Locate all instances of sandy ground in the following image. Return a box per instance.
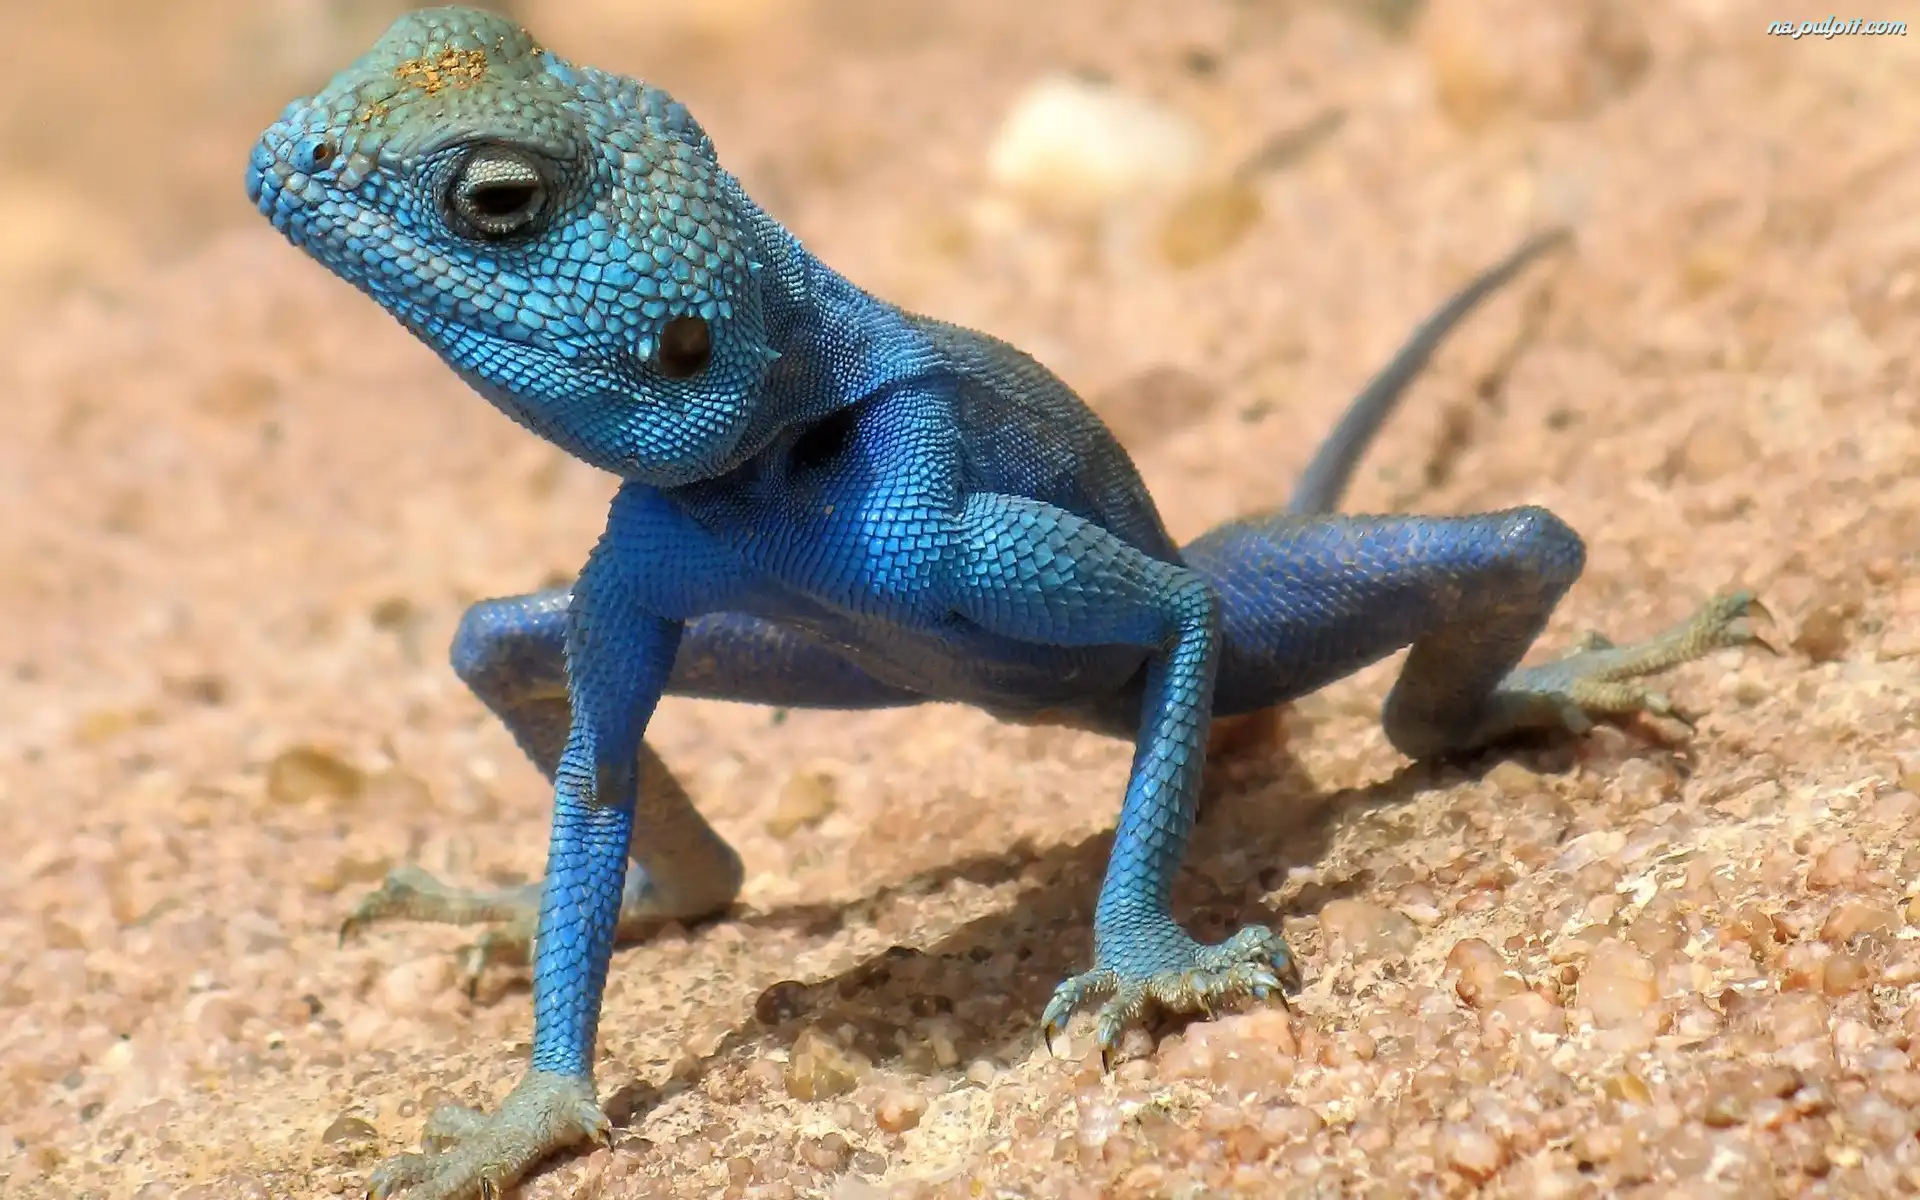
[3,1,1918,1196]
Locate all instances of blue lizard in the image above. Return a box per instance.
[247,10,1761,1197]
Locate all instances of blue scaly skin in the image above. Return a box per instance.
[247,10,1763,1196]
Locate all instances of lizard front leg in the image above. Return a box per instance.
[945,494,1298,1053]
[369,491,688,1200]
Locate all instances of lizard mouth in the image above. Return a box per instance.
[244,141,277,217]
[245,135,309,240]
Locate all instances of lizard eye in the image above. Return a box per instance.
[447,149,548,240]
[656,315,712,379]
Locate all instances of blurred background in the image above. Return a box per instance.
[0,0,1734,341]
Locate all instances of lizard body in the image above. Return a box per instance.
[247,10,1761,1196]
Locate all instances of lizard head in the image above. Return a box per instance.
[246,6,774,486]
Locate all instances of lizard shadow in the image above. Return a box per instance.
[595,718,1608,1123]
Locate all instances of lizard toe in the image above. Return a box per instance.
[1041,968,1119,1044]
[1046,921,1297,1057]
[367,1071,607,1200]
[1487,590,1768,741]
[458,923,537,999]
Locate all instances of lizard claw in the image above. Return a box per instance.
[368,1070,606,1200]
[1041,923,1297,1062]
[1740,597,1785,657]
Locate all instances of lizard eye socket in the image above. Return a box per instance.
[447,149,548,240]
[656,315,712,379]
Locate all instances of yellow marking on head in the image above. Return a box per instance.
[355,101,390,126]
[394,46,490,96]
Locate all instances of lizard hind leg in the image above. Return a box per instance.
[339,844,680,998]
[339,589,749,992]
[1184,508,1763,753]
[339,743,735,995]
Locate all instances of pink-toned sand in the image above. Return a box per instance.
[3,1,1917,1196]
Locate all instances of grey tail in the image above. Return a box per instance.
[1285,226,1573,517]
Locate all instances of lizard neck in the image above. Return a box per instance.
[728,177,944,442]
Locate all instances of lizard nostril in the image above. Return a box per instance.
[304,136,338,172]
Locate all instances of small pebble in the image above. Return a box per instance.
[1702,1089,1746,1128]
[1820,900,1895,944]
[1892,751,1920,793]
[320,1114,378,1147]
[1578,940,1657,1029]
[875,1090,928,1133]
[1794,600,1860,663]
[1394,882,1444,924]
[377,955,456,1017]
[184,992,252,1042]
[1319,899,1419,958]
[985,75,1205,212]
[1438,1121,1507,1181]
[177,1178,269,1200]
[754,979,811,1025]
[265,745,364,805]
[784,1028,865,1100]
[1765,993,1832,1047]
[1869,788,1920,827]
[1807,839,1864,890]
[799,1132,852,1172]
[1448,938,1527,1009]
[767,767,838,837]
[361,767,433,813]
[1663,419,1762,484]
[1091,366,1217,449]
[1484,992,1567,1039]
[1823,949,1874,995]
[1484,759,1544,798]
[1418,0,1651,126]
[1157,181,1263,269]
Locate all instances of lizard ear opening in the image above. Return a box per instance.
[655,315,712,379]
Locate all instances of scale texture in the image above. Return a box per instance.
[246,9,1761,1196]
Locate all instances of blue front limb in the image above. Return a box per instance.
[947,494,1236,976]
[1097,590,1215,948]
[529,493,689,1080]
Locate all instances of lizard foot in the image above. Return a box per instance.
[1485,590,1768,738]
[1041,922,1299,1056]
[341,855,739,997]
[340,866,537,996]
[368,1070,608,1200]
